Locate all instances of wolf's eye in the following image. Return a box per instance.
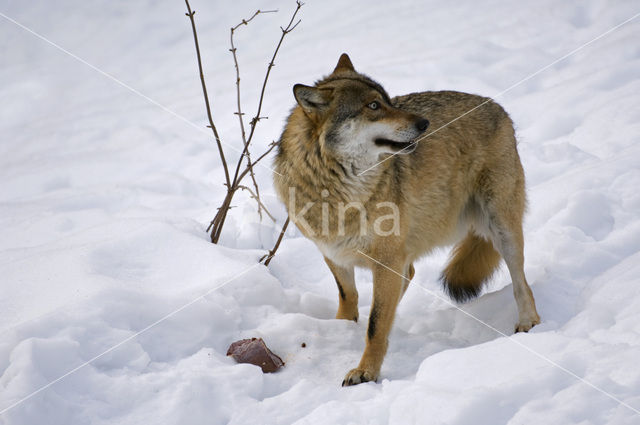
[367,101,380,110]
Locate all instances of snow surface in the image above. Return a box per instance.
[1,0,640,424]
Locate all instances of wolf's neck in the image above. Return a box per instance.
[332,153,388,202]
[299,138,386,203]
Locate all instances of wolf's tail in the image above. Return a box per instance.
[441,233,501,302]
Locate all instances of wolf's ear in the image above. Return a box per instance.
[293,84,333,116]
[333,53,355,73]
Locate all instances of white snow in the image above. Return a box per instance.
[1,0,640,424]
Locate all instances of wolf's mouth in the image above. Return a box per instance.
[374,138,415,151]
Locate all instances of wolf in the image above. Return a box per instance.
[273,53,540,386]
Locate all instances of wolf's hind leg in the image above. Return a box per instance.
[325,257,359,322]
[489,217,540,332]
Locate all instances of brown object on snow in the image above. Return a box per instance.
[226,338,284,373]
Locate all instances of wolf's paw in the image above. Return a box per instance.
[341,368,377,386]
[515,314,541,333]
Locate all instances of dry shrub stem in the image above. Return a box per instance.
[184,0,303,259]
[184,0,230,189]
[261,217,290,266]
[229,9,277,221]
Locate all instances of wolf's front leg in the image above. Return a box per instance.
[325,257,359,322]
[342,259,404,386]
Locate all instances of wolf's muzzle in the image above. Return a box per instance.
[374,138,415,151]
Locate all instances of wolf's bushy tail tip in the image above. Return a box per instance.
[440,233,501,303]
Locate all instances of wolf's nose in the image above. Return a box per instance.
[416,119,430,131]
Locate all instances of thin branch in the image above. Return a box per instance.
[238,185,276,222]
[231,9,277,32]
[208,193,234,242]
[228,9,276,220]
[231,0,304,189]
[236,141,278,183]
[247,161,264,219]
[246,1,303,147]
[229,9,277,148]
[261,217,290,266]
[184,0,231,188]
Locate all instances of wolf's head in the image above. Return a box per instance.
[292,54,429,167]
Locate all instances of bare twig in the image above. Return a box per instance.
[237,141,278,183]
[247,160,266,220]
[231,0,304,187]
[261,217,290,266]
[246,1,303,147]
[238,185,276,222]
[206,194,233,235]
[231,9,277,32]
[229,9,276,221]
[230,8,277,148]
[184,0,230,189]
[185,1,301,258]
